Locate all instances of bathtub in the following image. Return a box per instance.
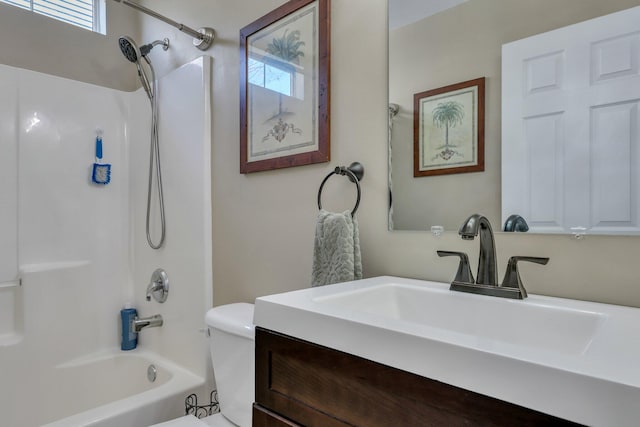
[8,349,204,427]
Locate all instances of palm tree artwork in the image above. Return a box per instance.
[431,100,465,161]
[262,29,305,143]
[266,29,305,62]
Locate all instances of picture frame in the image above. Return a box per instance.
[240,0,330,174]
[413,77,485,177]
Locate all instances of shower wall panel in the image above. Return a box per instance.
[0,58,212,391]
[128,56,213,379]
[17,67,131,349]
[0,63,131,349]
[0,66,18,285]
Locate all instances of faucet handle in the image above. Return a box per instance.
[500,256,549,298]
[146,269,169,303]
[437,251,475,284]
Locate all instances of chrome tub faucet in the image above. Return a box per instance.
[133,314,163,332]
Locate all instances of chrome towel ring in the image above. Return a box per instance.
[317,162,365,216]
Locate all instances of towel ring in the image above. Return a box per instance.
[317,162,364,216]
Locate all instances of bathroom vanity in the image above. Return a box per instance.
[253,328,573,426]
[252,277,640,427]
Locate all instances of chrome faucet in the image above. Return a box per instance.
[503,214,529,232]
[146,280,164,301]
[133,314,163,332]
[458,213,497,286]
[438,213,549,299]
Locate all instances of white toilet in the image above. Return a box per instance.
[152,303,255,427]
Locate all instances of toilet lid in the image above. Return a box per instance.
[205,303,255,339]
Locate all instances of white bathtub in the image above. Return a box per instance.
[8,349,204,427]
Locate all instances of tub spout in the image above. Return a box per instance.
[133,314,163,332]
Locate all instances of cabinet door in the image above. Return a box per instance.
[255,328,578,427]
[253,404,301,427]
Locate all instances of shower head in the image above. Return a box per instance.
[119,36,152,99]
[118,36,168,63]
[118,36,141,63]
[118,35,168,101]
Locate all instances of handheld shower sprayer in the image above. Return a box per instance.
[117,35,169,63]
[118,35,168,249]
[118,36,168,101]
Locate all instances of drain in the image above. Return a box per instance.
[147,364,157,382]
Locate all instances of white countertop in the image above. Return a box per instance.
[254,276,640,426]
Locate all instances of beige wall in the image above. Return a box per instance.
[4,0,638,308]
[136,0,640,309]
[0,1,139,91]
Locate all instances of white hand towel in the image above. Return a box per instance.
[312,209,362,287]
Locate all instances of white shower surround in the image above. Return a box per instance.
[0,57,212,426]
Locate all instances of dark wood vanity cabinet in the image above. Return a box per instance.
[254,327,580,427]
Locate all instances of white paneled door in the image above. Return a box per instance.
[502,6,640,234]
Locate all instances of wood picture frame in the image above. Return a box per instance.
[240,0,330,174]
[413,77,485,177]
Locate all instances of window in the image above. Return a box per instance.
[0,0,105,33]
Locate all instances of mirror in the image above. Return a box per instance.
[388,0,640,234]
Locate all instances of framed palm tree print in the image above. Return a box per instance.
[413,78,485,177]
[240,0,330,173]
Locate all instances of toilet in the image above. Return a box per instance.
[152,303,255,427]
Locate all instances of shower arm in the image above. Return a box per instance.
[110,0,214,50]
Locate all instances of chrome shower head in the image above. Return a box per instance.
[119,36,141,63]
[118,35,168,101]
[119,35,169,64]
[118,35,153,99]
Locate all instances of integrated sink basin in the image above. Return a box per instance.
[313,282,605,356]
[254,276,640,426]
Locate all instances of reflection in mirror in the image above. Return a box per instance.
[388,0,640,234]
[502,6,640,235]
[503,215,529,233]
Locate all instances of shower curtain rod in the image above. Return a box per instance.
[110,0,214,50]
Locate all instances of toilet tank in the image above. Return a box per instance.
[205,303,255,427]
